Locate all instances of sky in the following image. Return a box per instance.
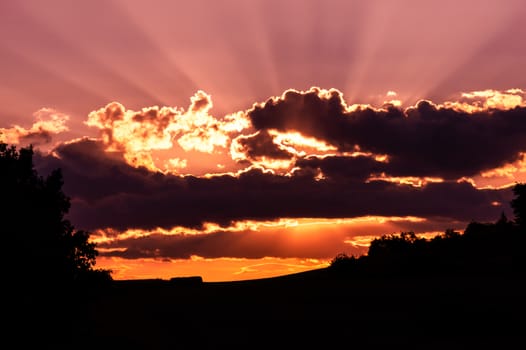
[1,0,526,282]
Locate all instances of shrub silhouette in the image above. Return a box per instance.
[0,142,111,286]
[330,183,525,276]
[329,252,358,271]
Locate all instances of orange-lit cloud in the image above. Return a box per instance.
[92,215,459,264]
[465,152,526,189]
[480,153,526,179]
[86,90,250,173]
[34,96,518,233]
[90,214,468,281]
[367,173,444,187]
[29,87,526,281]
[230,128,340,174]
[443,88,525,112]
[76,87,526,181]
[269,130,338,154]
[248,87,526,181]
[0,108,69,147]
[382,90,403,107]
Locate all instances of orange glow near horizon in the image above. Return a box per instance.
[95,256,330,282]
[90,216,450,281]
[96,227,458,282]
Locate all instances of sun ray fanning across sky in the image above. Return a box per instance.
[1,0,525,281]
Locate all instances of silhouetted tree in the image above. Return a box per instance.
[365,231,431,275]
[329,252,358,271]
[0,143,111,286]
[511,182,526,228]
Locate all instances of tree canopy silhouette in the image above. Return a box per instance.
[1,142,111,286]
[330,183,525,276]
[511,182,526,228]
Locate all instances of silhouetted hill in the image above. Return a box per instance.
[67,264,525,349]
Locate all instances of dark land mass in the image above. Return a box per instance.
[69,217,526,349]
[37,265,523,349]
[7,223,526,349]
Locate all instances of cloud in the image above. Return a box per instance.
[30,88,525,263]
[95,216,451,261]
[0,108,69,146]
[295,155,382,181]
[85,91,250,173]
[34,137,513,232]
[76,87,526,181]
[247,87,526,179]
[444,88,525,112]
[230,130,296,170]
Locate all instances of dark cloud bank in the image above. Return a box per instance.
[249,89,526,179]
[33,89,526,259]
[34,130,517,233]
[35,90,526,258]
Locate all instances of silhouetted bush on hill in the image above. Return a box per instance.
[0,143,112,286]
[330,183,525,277]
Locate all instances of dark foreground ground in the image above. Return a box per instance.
[11,268,526,349]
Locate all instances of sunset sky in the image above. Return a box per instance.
[2,0,526,281]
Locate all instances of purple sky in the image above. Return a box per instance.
[1,0,525,281]
[2,0,525,124]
